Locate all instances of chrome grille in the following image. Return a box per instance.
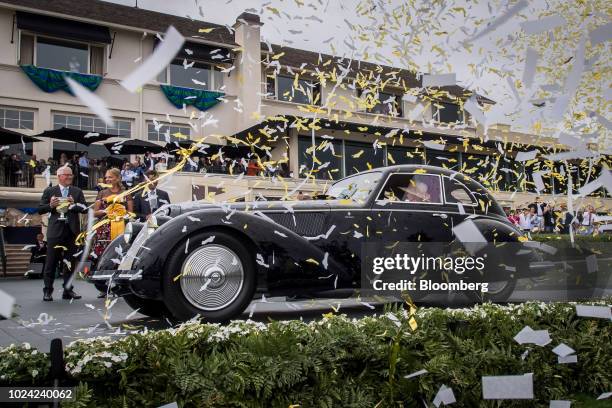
[266,212,327,237]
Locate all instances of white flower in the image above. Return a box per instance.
[31,369,38,377]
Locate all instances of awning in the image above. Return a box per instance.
[16,11,112,44]
[155,39,233,64]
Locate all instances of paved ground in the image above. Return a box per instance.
[0,277,395,351]
[1,274,610,351]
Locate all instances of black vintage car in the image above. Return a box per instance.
[88,165,531,322]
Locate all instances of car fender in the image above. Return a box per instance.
[132,208,345,290]
[470,216,523,242]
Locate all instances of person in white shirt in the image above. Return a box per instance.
[155,158,168,172]
[120,162,137,188]
[529,208,541,233]
[77,152,90,189]
[78,152,89,169]
[580,205,595,235]
[518,208,532,232]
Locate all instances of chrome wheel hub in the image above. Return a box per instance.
[180,244,244,311]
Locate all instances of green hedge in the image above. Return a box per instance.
[530,234,612,243]
[1,302,611,407]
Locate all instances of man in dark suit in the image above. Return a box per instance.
[133,170,170,221]
[38,166,87,301]
[558,203,575,234]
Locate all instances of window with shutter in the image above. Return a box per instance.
[90,46,104,75]
[19,33,34,65]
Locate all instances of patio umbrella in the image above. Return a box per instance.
[164,140,214,156]
[0,127,42,145]
[34,127,115,146]
[105,139,164,155]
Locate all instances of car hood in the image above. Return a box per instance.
[158,198,364,217]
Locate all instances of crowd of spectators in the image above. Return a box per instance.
[506,196,608,236]
[1,149,291,189]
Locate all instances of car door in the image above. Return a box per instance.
[371,172,455,243]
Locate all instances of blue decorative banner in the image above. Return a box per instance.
[160,84,224,111]
[20,65,103,94]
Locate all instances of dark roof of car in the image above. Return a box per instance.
[1,0,494,104]
[356,164,458,178]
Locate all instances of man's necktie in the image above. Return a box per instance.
[61,187,68,198]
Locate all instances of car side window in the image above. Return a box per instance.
[443,176,477,206]
[378,173,443,204]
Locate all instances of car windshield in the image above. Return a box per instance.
[325,172,382,201]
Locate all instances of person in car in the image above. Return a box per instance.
[399,180,431,202]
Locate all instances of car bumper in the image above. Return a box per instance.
[88,269,142,283]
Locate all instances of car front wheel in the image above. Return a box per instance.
[162,231,256,323]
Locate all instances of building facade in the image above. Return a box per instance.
[0,0,609,213]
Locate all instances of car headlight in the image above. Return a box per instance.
[147,215,158,234]
[123,222,133,244]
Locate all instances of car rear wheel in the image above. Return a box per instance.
[162,231,256,323]
[470,278,517,303]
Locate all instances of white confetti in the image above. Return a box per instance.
[558,355,577,364]
[452,219,487,255]
[274,230,287,238]
[202,236,215,245]
[597,392,612,400]
[404,369,428,379]
[515,150,538,162]
[65,77,114,126]
[423,141,446,150]
[125,308,141,320]
[585,254,598,273]
[0,289,15,319]
[532,171,546,193]
[122,26,185,92]
[482,373,534,399]
[360,301,375,309]
[513,326,552,346]
[520,15,565,35]
[575,305,611,319]
[467,0,528,42]
[552,343,575,358]
[589,22,612,46]
[464,95,486,125]
[422,73,456,87]
[157,402,179,408]
[433,384,456,407]
[522,48,538,89]
[549,401,571,408]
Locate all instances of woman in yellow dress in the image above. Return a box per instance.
[92,168,134,260]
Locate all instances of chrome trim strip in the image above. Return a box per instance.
[90,274,114,280]
[117,273,142,280]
